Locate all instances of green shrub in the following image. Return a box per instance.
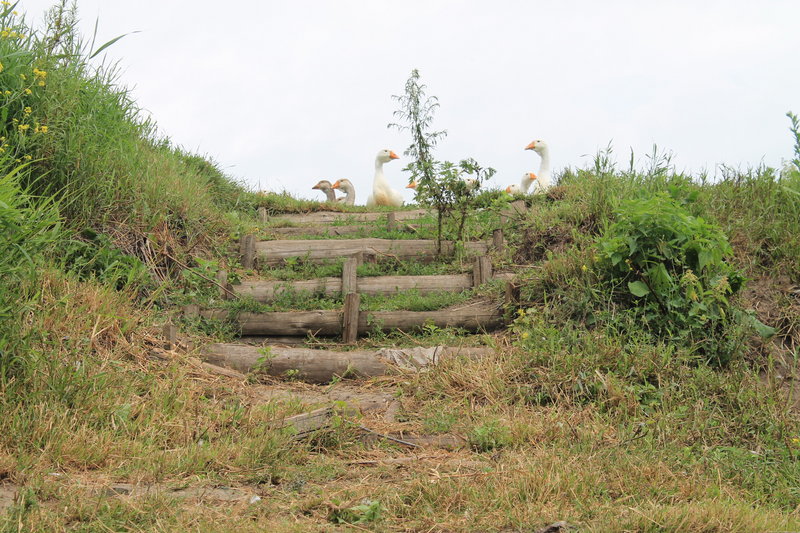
[595,192,746,364]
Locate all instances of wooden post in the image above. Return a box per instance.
[217,270,230,300]
[353,251,376,266]
[511,199,527,216]
[492,229,504,252]
[163,322,178,350]
[257,206,268,224]
[505,281,521,307]
[183,304,200,318]
[241,234,256,269]
[342,293,361,344]
[342,257,358,295]
[473,256,492,287]
[387,212,397,231]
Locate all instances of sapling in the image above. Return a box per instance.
[389,69,494,253]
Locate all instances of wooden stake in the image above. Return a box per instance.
[216,270,230,300]
[241,234,256,269]
[505,281,521,307]
[183,304,200,318]
[473,256,492,287]
[257,206,268,223]
[342,257,358,295]
[492,229,504,252]
[387,212,397,231]
[342,293,361,343]
[163,322,178,350]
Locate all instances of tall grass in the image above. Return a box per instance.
[0,160,60,381]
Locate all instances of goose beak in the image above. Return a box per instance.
[525,141,537,150]
[389,151,400,160]
[528,172,537,180]
[332,180,341,189]
[312,183,320,190]
[505,186,512,193]
[406,181,417,189]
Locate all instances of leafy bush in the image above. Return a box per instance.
[595,192,746,363]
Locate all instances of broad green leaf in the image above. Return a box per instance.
[628,281,650,297]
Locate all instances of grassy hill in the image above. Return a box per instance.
[2,3,800,531]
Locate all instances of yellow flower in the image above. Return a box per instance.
[23,88,31,95]
[0,61,3,73]
[3,90,10,96]
[521,331,530,340]
[0,31,7,39]
[19,73,26,80]
[23,106,31,114]
[0,147,4,153]
[23,154,31,160]
[38,80,45,86]
[1,2,9,6]
[581,264,588,272]
[39,125,48,133]
[18,124,29,132]
[33,68,47,78]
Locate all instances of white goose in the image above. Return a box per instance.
[367,149,403,207]
[505,172,536,194]
[331,179,356,206]
[311,180,337,202]
[524,139,552,192]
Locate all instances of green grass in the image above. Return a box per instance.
[253,255,473,282]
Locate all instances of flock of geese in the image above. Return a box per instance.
[312,140,552,207]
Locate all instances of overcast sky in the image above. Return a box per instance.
[19,0,800,204]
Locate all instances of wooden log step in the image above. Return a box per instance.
[266,223,424,237]
[254,238,490,265]
[267,209,428,225]
[202,343,495,383]
[234,272,515,302]
[198,300,504,336]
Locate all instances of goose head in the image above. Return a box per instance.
[376,149,400,164]
[525,140,548,154]
[463,177,478,191]
[505,184,521,194]
[332,179,354,193]
[312,180,333,191]
[522,172,537,183]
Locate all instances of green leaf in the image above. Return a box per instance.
[733,309,777,338]
[89,31,140,59]
[628,281,651,297]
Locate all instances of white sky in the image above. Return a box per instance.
[18,0,800,204]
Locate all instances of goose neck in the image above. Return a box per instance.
[538,147,551,177]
